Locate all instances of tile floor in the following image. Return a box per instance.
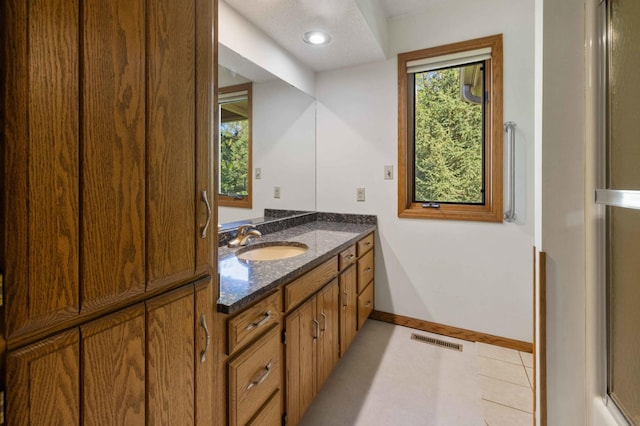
[300,320,533,426]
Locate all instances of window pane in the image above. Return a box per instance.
[412,63,484,204]
[219,99,249,197]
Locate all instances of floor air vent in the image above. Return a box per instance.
[410,333,463,352]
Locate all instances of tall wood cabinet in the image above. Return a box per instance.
[0,0,217,423]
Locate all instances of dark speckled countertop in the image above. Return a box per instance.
[218,219,376,314]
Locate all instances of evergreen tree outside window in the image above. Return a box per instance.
[398,35,503,222]
[219,83,252,208]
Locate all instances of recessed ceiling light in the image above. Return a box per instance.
[303,31,332,45]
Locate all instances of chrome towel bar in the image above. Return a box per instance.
[504,121,517,222]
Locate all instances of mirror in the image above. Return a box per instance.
[217,47,317,228]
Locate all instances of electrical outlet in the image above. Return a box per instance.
[255,168,261,179]
[384,165,394,180]
[356,187,365,202]
[274,186,281,198]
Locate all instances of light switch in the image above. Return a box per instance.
[255,168,262,179]
[384,165,393,180]
[274,186,281,198]
[356,187,365,202]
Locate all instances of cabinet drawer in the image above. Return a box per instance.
[247,389,281,426]
[228,291,281,354]
[357,233,374,256]
[357,281,374,330]
[284,257,338,312]
[228,326,281,426]
[338,245,356,270]
[357,250,374,293]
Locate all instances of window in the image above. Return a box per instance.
[219,83,252,208]
[398,35,503,222]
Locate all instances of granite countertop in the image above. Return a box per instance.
[217,220,376,314]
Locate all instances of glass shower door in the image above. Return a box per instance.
[596,1,640,424]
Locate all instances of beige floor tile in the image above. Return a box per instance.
[478,356,530,387]
[479,376,533,413]
[525,367,534,389]
[483,400,533,426]
[519,351,533,368]
[476,342,522,365]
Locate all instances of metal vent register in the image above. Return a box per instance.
[410,333,463,352]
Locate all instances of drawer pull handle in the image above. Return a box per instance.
[200,190,212,239]
[199,314,210,364]
[346,254,355,261]
[320,311,327,332]
[343,290,348,308]
[365,241,371,246]
[365,301,372,308]
[364,267,372,273]
[313,319,320,339]
[247,361,272,390]
[246,311,272,331]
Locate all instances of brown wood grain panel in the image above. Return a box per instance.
[195,0,216,278]
[147,284,196,425]
[357,250,374,294]
[81,304,145,426]
[247,389,282,426]
[357,281,374,330]
[146,0,197,288]
[228,290,281,355]
[534,248,547,425]
[338,245,356,270]
[81,0,146,314]
[317,279,339,391]
[339,265,357,357]
[370,310,533,353]
[284,257,338,312]
[195,278,215,426]
[228,326,281,426]
[4,0,81,339]
[356,233,374,256]
[7,330,80,425]
[285,297,316,426]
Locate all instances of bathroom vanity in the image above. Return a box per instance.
[214,214,376,425]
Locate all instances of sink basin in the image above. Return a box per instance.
[236,242,308,261]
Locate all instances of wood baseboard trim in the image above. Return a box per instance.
[370,310,533,353]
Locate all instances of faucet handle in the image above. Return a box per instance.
[237,224,256,235]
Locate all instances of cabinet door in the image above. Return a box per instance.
[81,305,146,426]
[7,330,80,425]
[146,0,214,290]
[147,285,196,425]
[3,0,81,339]
[339,265,358,357]
[285,297,317,426]
[80,0,146,313]
[195,278,216,425]
[317,278,339,390]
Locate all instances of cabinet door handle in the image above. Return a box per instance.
[365,301,372,308]
[199,314,210,364]
[365,241,371,247]
[364,267,372,273]
[200,190,212,239]
[246,311,271,331]
[313,319,320,339]
[320,311,327,332]
[247,361,272,390]
[343,290,348,308]
[346,254,355,261]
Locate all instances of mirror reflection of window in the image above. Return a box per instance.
[219,83,252,208]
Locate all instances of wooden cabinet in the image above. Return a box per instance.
[285,278,339,425]
[215,290,284,426]
[6,279,214,425]
[339,265,358,357]
[356,233,375,331]
[2,0,215,342]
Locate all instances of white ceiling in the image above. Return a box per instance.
[221,0,444,73]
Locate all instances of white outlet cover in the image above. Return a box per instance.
[255,168,261,179]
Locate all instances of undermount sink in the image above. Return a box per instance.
[235,242,309,261]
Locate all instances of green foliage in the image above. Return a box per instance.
[414,67,483,204]
[220,120,249,196]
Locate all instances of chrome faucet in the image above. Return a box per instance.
[228,224,262,248]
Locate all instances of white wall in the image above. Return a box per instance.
[536,0,588,423]
[315,0,535,342]
[219,79,316,224]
